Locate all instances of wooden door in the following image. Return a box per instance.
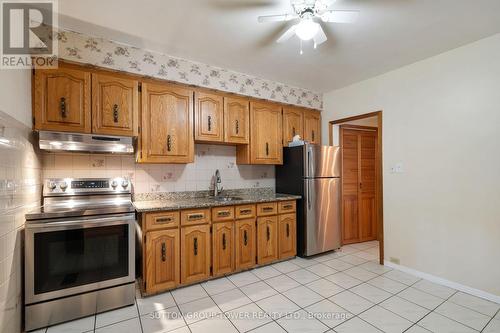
[341,127,378,244]
[278,213,296,259]
[282,107,303,146]
[91,73,139,136]
[212,222,234,276]
[195,91,223,142]
[224,96,249,144]
[145,229,180,293]
[181,224,211,284]
[141,82,194,163]
[257,216,278,264]
[250,101,283,164]
[235,218,256,270]
[34,67,91,133]
[304,110,321,144]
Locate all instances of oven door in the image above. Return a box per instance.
[25,213,135,304]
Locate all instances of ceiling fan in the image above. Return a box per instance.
[258,0,359,52]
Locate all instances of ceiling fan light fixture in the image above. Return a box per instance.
[295,19,320,41]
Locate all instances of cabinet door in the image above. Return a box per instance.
[304,110,321,145]
[195,91,223,142]
[141,82,194,163]
[181,224,211,284]
[34,67,91,133]
[92,73,139,136]
[212,222,234,277]
[145,229,180,294]
[235,219,256,271]
[224,96,249,144]
[359,132,378,241]
[257,216,278,265]
[282,107,303,146]
[250,101,283,164]
[278,214,296,259]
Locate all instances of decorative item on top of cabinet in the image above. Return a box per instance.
[91,73,139,136]
[181,224,211,284]
[139,82,194,163]
[304,109,321,145]
[257,215,278,265]
[194,91,224,143]
[278,213,296,259]
[145,229,180,294]
[224,96,249,144]
[33,66,91,133]
[282,106,304,146]
[212,222,235,276]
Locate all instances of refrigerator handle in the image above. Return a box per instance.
[307,150,312,177]
[307,179,311,210]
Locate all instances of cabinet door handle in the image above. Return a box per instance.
[292,127,296,136]
[222,233,226,250]
[161,242,166,262]
[286,223,290,237]
[235,120,239,134]
[113,104,119,123]
[265,142,269,156]
[208,115,212,131]
[167,135,172,152]
[187,213,204,220]
[312,130,315,142]
[243,230,248,246]
[266,226,270,241]
[193,237,198,256]
[60,97,67,118]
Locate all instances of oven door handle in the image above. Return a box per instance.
[27,214,135,230]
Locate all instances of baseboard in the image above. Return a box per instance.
[384,260,500,304]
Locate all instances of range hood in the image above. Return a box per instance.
[39,131,134,154]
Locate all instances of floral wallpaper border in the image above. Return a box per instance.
[56,29,323,109]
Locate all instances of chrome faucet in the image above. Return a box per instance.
[213,169,223,197]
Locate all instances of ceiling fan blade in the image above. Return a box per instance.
[276,24,297,43]
[321,10,359,23]
[258,14,297,23]
[313,25,327,46]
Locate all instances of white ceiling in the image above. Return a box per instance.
[57,0,500,92]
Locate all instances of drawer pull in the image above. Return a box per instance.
[266,226,270,241]
[217,211,231,217]
[222,233,226,250]
[282,204,293,209]
[155,217,173,223]
[161,242,166,262]
[113,104,119,123]
[193,237,198,256]
[188,213,204,220]
[243,230,248,246]
[262,207,274,212]
[286,223,290,237]
[60,97,67,118]
[240,209,252,214]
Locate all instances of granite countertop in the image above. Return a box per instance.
[133,188,301,213]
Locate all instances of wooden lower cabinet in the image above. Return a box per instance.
[278,214,296,259]
[181,224,211,284]
[257,216,278,265]
[145,229,180,294]
[235,218,256,271]
[212,222,235,276]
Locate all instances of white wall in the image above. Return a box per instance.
[0,70,32,127]
[322,33,500,296]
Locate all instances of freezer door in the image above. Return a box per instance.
[305,145,341,178]
[303,178,341,256]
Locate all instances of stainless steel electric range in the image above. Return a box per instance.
[24,177,136,331]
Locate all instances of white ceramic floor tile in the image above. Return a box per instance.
[329,290,375,315]
[136,292,176,315]
[350,283,392,304]
[418,312,476,333]
[240,281,278,301]
[334,317,383,333]
[272,260,302,273]
[252,265,282,280]
[397,287,444,310]
[435,300,491,331]
[248,321,286,333]
[349,242,376,251]
[212,288,253,312]
[202,277,236,295]
[306,263,338,277]
[277,309,329,333]
[359,305,413,333]
[225,303,272,332]
[483,318,500,333]
[227,271,261,287]
[188,316,238,333]
[140,306,186,333]
[323,259,354,271]
[306,278,345,298]
[383,270,420,286]
[283,285,324,308]
[448,292,500,317]
[404,325,432,333]
[178,296,221,324]
[95,317,142,333]
[265,274,301,292]
[312,252,342,262]
[380,296,430,322]
[305,299,352,328]
[353,251,379,261]
[363,246,381,255]
[343,267,378,282]
[287,268,321,284]
[289,257,318,268]
[324,272,363,289]
[165,327,190,333]
[495,310,500,320]
[358,262,392,275]
[412,280,456,299]
[96,304,139,328]
[338,255,368,266]
[171,284,209,305]
[338,246,361,255]
[367,276,407,294]
[46,315,95,333]
[256,294,300,319]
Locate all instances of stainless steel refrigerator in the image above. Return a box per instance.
[276,144,341,257]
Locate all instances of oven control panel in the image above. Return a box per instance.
[44,178,131,195]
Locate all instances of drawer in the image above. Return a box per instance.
[278,201,296,214]
[235,204,256,219]
[256,202,277,216]
[212,206,235,222]
[181,208,211,226]
[145,211,180,231]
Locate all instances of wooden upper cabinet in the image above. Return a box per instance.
[304,110,321,145]
[282,106,303,146]
[91,73,139,136]
[34,66,91,133]
[224,96,249,144]
[140,82,194,163]
[250,101,283,164]
[194,91,223,143]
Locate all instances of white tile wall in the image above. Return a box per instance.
[42,144,275,193]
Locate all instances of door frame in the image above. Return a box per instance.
[329,111,384,265]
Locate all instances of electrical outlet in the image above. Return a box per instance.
[390,163,403,174]
[389,257,400,265]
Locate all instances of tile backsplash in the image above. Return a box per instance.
[42,144,275,193]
